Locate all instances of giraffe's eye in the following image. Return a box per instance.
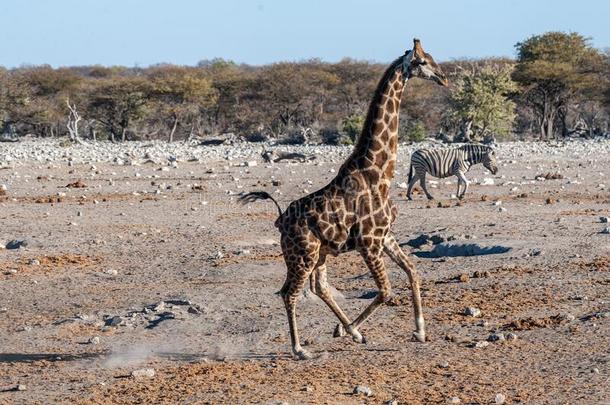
[420,60,428,66]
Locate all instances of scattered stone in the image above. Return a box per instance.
[5,269,17,275]
[244,160,257,167]
[494,393,506,404]
[353,385,372,397]
[384,400,399,405]
[480,178,495,185]
[447,397,461,404]
[105,269,118,276]
[66,180,87,188]
[458,273,470,283]
[473,341,490,348]
[105,316,124,327]
[536,172,563,180]
[88,336,101,345]
[600,216,609,223]
[480,195,489,201]
[488,333,505,342]
[505,332,518,341]
[464,307,482,317]
[301,385,314,392]
[131,368,155,379]
[28,259,40,266]
[601,226,610,234]
[545,197,555,204]
[5,239,28,250]
[272,179,282,186]
[499,207,507,212]
[438,361,450,369]
[473,270,490,278]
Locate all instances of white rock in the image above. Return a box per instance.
[494,393,506,404]
[353,385,372,397]
[131,368,155,379]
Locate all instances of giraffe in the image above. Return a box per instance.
[239,39,448,360]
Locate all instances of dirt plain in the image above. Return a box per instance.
[0,140,609,404]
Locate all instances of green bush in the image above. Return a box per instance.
[340,114,364,143]
[405,121,427,142]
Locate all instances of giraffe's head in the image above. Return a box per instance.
[403,39,448,86]
[482,147,498,175]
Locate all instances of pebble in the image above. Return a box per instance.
[495,393,506,404]
[89,336,101,345]
[353,385,372,397]
[131,368,155,379]
[5,239,28,250]
[464,307,482,317]
[105,269,118,276]
[505,332,518,341]
[28,259,41,266]
[601,216,609,223]
[488,333,505,342]
[384,400,399,405]
[474,341,490,348]
[447,397,461,404]
[601,226,610,234]
[105,316,124,327]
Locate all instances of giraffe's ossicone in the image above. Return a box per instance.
[240,38,448,360]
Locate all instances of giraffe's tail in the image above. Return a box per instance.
[238,191,283,217]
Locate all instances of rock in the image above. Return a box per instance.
[353,385,372,397]
[384,400,399,405]
[105,316,124,327]
[105,269,118,276]
[438,360,450,369]
[499,207,507,212]
[131,368,155,379]
[28,259,41,266]
[244,160,257,167]
[480,178,495,185]
[488,333,505,342]
[397,182,408,189]
[464,307,482,317]
[301,385,314,392]
[89,336,101,345]
[427,243,511,258]
[600,216,609,223]
[6,239,28,249]
[473,270,490,278]
[505,332,518,341]
[458,273,470,283]
[447,397,461,404]
[601,226,610,234]
[272,179,282,186]
[473,341,490,348]
[494,393,506,404]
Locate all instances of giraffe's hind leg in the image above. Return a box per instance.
[280,239,319,360]
[309,256,353,338]
[383,233,426,342]
[341,248,392,343]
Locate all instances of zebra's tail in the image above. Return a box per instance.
[408,162,414,184]
[238,191,283,218]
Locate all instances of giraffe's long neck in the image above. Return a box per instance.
[345,57,407,182]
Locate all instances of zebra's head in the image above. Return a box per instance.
[403,39,448,87]
[482,148,498,175]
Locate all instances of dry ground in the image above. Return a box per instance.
[0,145,609,404]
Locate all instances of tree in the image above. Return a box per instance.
[86,77,150,142]
[449,63,517,141]
[147,66,217,142]
[512,32,604,139]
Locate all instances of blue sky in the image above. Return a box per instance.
[0,0,608,68]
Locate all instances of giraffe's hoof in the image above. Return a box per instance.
[293,348,313,360]
[333,324,346,338]
[346,326,366,344]
[413,331,426,343]
[427,196,434,201]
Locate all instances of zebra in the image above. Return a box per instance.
[406,144,498,200]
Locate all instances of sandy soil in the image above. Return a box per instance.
[0,141,609,404]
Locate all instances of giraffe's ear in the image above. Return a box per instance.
[413,38,425,58]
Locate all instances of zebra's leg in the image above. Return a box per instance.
[419,173,434,200]
[456,176,462,198]
[456,171,469,199]
[406,173,419,200]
